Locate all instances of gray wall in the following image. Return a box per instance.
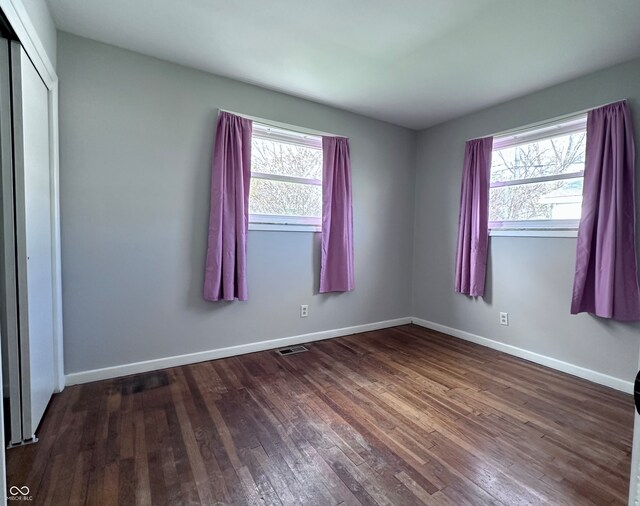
[413,58,640,383]
[58,30,640,382]
[57,33,417,374]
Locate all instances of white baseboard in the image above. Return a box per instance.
[65,315,633,394]
[411,317,633,394]
[64,317,412,386]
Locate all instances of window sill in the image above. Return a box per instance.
[249,223,321,233]
[490,229,578,238]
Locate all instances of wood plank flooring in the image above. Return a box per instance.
[6,324,634,505]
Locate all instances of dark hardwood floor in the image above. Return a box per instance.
[6,324,634,505]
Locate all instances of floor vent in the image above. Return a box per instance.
[277,345,308,356]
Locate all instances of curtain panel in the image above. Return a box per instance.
[320,136,354,293]
[203,112,253,301]
[571,100,640,321]
[454,137,493,297]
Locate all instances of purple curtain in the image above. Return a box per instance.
[454,137,493,297]
[320,136,354,293]
[571,101,640,320]
[203,112,253,301]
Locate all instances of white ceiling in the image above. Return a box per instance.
[48,0,640,130]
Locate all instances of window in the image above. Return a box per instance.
[249,122,322,232]
[489,115,587,236]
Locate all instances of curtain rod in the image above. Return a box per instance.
[218,108,343,138]
[466,98,628,142]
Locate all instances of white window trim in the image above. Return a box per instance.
[489,219,580,238]
[490,218,580,229]
[490,229,578,238]
[252,122,322,149]
[489,114,586,238]
[490,170,584,189]
[251,171,321,187]
[249,223,321,232]
[248,213,321,233]
[492,115,587,150]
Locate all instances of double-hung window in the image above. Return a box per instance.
[489,115,587,236]
[249,122,322,232]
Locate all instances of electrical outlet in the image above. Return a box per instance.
[300,305,309,318]
[499,312,509,326]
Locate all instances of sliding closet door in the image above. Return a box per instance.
[0,37,23,445]
[11,41,55,439]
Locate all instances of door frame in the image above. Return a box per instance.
[0,0,62,393]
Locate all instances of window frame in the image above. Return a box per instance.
[489,115,587,238]
[249,122,323,233]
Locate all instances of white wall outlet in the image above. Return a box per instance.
[499,312,509,326]
[300,305,309,318]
